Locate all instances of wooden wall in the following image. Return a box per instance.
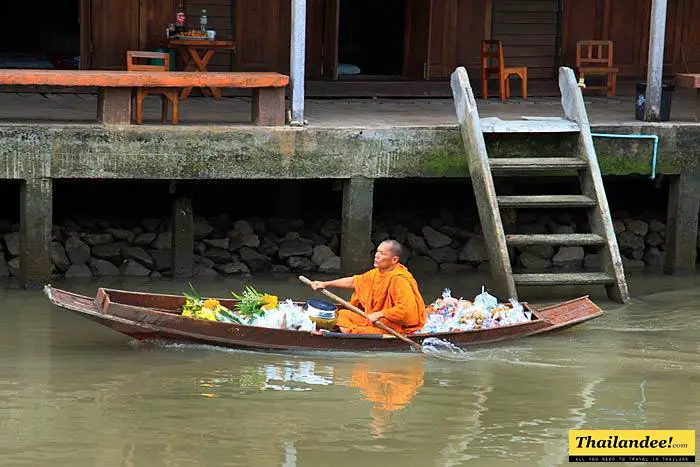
[184,0,234,71]
[85,0,700,84]
[561,0,700,78]
[87,0,178,70]
[491,0,560,79]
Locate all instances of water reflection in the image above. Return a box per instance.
[193,358,335,395]
[346,358,425,438]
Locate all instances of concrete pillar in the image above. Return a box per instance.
[290,0,307,124]
[664,167,700,274]
[644,0,668,122]
[19,178,52,288]
[172,197,194,278]
[341,176,374,274]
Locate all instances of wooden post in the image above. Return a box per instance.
[290,0,307,125]
[644,0,668,122]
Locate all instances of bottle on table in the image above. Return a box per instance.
[200,9,208,32]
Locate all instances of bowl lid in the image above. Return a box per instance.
[305,298,336,311]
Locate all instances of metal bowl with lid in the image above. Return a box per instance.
[303,299,338,330]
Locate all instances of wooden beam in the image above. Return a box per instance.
[644,0,668,121]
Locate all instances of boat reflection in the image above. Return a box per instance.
[196,359,336,395]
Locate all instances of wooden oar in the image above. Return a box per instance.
[298,275,424,352]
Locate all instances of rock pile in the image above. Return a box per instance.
[0,211,672,279]
[374,210,667,274]
[0,216,343,279]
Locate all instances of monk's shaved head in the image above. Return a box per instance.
[381,239,404,259]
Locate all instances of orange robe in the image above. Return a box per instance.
[336,264,427,335]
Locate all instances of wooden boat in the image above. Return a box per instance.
[44,285,605,352]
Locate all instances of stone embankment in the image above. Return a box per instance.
[0,212,669,279]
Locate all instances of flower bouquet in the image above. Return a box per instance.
[230,286,278,322]
[181,284,242,324]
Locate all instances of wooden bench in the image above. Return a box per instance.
[676,73,700,122]
[0,70,289,126]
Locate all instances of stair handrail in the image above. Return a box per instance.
[450,66,517,300]
[558,66,630,303]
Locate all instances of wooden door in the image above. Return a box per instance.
[306,0,326,77]
[235,0,290,72]
[90,0,139,70]
[402,0,431,79]
[321,0,339,79]
[140,0,179,51]
[676,0,700,72]
[602,0,651,77]
[425,0,458,79]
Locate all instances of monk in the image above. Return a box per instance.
[310,239,427,335]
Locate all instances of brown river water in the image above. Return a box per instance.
[0,272,699,466]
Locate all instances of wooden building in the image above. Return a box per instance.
[4,0,699,96]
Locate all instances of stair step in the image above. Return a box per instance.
[497,195,596,208]
[513,273,615,286]
[480,117,581,134]
[489,157,588,171]
[506,234,605,246]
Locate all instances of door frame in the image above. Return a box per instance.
[80,0,91,69]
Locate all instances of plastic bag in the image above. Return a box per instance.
[279,300,316,332]
[474,286,498,311]
[250,308,287,329]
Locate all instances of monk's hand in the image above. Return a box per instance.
[310,281,326,290]
[367,311,383,323]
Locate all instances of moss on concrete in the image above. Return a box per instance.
[0,122,698,181]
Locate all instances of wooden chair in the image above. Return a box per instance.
[126,51,179,125]
[480,40,527,101]
[575,40,618,97]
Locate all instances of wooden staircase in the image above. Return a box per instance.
[450,66,630,304]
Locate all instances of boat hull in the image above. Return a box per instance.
[45,285,605,352]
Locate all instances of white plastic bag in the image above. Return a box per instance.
[251,308,287,329]
[474,286,498,311]
[279,300,316,332]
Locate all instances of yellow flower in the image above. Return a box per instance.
[203,298,220,310]
[261,294,278,311]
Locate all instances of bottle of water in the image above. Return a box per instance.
[200,9,208,32]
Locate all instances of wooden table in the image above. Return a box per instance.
[166,38,236,99]
[676,73,700,121]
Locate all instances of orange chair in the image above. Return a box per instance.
[480,40,527,101]
[576,40,618,97]
[126,51,179,124]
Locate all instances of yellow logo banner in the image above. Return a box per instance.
[569,430,695,462]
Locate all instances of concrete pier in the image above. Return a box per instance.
[19,178,52,288]
[2,95,700,285]
[664,166,700,274]
[341,176,374,274]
